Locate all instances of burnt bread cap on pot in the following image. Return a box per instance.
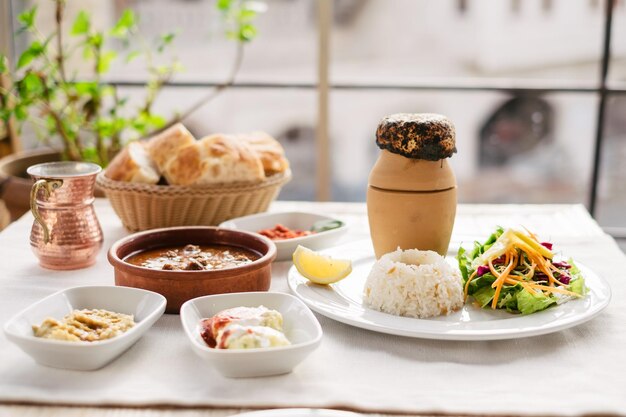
[376,113,457,161]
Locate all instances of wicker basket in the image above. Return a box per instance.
[96,170,291,232]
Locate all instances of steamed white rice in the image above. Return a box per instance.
[363,248,464,318]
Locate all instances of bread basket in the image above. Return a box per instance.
[96,170,291,232]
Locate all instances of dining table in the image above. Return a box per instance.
[0,199,625,417]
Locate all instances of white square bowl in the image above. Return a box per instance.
[3,286,166,371]
[180,292,323,378]
[220,211,348,261]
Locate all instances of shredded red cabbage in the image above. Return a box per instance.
[557,275,571,285]
[477,265,490,277]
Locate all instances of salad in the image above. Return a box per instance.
[457,227,587,315]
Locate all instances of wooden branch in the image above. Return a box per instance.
[92,46,104,164]
[142,41,245,138]
[40,79,81,160]
[0,69,21,153]
[55,0,67,83]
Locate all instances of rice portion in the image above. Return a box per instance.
[363,248,464,318]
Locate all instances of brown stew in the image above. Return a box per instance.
[124,244,261,271]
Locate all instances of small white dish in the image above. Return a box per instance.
[180,292,323,378]
[220,211,348,261]
[3,286,166,371]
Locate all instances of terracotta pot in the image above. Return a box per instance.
[367,150,457,258]
[0,149,105,221]
[108,226,277,314]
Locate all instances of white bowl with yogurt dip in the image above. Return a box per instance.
[180,291,323,378]
[3,285,166,371]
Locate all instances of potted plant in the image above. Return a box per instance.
[0,0,260,219]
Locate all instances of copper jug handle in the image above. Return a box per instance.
[30,179,63,244]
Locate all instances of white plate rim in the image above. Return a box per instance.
[231,409,362,417]
[287,241,612,341]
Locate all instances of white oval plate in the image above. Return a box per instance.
[233,409,361,417]
[288,240,612,341]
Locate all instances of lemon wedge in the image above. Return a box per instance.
[292,245,352,285]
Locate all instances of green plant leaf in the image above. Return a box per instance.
[125,50,141,63]
[21,72,44,96]
[0,108,12,122]
[81,147,99,164]
[217,0,232,12]
[0,54,7,73]
[45,114,56,131]
[74,81,99,95]
[110,10,136,38]
[100,85,115,97]
[154,64,171,75]
[161,32,176,44]
[71,11,91,35]
[82,46,94,60]
[95,118,113,137]
[132,111,166,131]
[14,105,28,121]
[88,33,103,49]
[238,23,257,41]
[97,51,117,73]
[157,32,176,53]
[115,97,129,108]
[17,41,46,68]
[146,113,166,127]
[238,8,257,21]
[17,45,40,69]
[17,7,37,30]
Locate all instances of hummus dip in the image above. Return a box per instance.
[32,309,135,342]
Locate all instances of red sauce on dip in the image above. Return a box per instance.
[258,224,314,240]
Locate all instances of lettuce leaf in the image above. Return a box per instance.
[469,226,504,260]
[457,246,470,283]
[567,258,588,295]
[473,286,496,308]
[516,289,557,315]
[457,227,504,286]
[466,273,496,295]
[569,278,587,295]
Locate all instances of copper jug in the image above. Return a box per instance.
[28,161,103,270]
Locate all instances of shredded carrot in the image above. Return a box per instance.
[490,251,517,309]
[463,269,478,302]
[464,228,581,310]
[501,278,579,297]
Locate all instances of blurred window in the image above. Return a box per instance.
[5,0,626,244]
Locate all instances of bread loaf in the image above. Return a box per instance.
[105,141,160,184]
[146,123,196,173]
[163,134,265,186]
[238,132,289,176]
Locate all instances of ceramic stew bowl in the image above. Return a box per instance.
[108,226,277,313]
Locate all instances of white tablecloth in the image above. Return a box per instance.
[0,201,625,416]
